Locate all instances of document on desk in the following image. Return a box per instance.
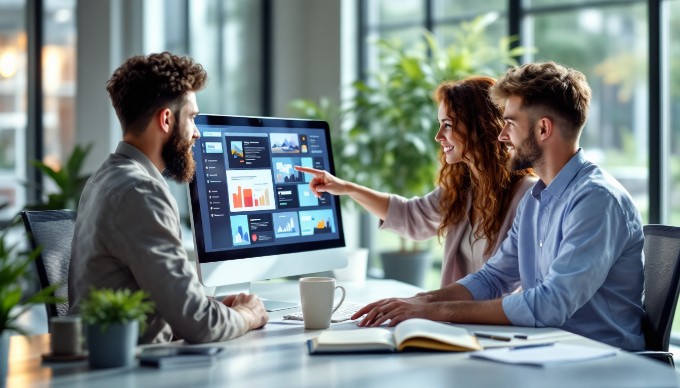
[471,343,617,367]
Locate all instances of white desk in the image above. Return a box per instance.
[6,279,680,388]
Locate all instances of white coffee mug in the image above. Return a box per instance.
[299,277,346,329]
[50,315,83,356]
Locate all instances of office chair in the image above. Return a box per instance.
[636,224,680,367]
[21,209,77,324]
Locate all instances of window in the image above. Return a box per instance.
[185,0,264,116]
[42,0,77,201]
[0,0,76,220]
[667,0,680,226]
[524,2,649,219]
[0,0,27,220]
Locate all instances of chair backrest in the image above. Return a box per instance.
[21,209,77,322]
[642,224,680,351]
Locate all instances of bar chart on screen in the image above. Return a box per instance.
[227,170,276,211]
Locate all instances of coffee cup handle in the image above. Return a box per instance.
[331,285,346,315]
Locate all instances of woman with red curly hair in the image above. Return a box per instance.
[296,76,535,286]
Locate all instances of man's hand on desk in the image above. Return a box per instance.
[352,295,432,327]
[350,284,508,327]
[223,293,269,329]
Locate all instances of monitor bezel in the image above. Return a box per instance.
[188,114,346,266]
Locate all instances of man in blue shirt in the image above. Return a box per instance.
[352,62,645,350]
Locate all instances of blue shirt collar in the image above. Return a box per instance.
[531,148,586,200]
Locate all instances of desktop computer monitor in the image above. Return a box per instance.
[188,114,347,310]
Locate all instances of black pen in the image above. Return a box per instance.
[509,342,555,350]
[474,332,513,342]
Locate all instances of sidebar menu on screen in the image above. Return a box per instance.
[199,131,231,250]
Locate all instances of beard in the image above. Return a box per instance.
[508,126,542,171]
[161,119,196,183]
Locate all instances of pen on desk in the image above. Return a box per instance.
[473,332,513,342]
[509,343,555,350]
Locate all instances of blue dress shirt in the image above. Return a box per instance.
[458,149,645,350]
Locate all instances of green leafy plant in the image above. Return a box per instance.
[0,221,63,336]
[80,288,154,332]
[27,143,93,210]
[290,14,526,252]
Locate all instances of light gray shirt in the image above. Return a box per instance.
[69,141,248,344]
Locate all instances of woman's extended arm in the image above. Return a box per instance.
[295,166,390,220]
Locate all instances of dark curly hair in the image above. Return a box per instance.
[435,77,534,253]
[491,61,591,140]
[106,52,207,134]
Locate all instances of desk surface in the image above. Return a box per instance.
[5,279,680,388]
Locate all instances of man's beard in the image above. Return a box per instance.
[509,126,542,171]
[161,120,196,183]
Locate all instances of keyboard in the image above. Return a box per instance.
[283,301,365,323]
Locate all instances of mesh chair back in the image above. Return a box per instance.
[21,209,77,321]
[642,224,680,351]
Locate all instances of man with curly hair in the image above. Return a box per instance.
[354,62,645,351]
[69,52,268,344]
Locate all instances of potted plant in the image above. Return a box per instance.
[290,14,525,287]
[0,218,62,378]
[80,288,154,369]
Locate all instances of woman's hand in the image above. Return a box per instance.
[294,166,350,197]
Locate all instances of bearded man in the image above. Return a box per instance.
[69,52,268,344]
[353,62,645,351]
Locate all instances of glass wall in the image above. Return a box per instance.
[42,0,77,197]
[0,0,76,220]
[668,0,680,225]
[524,2,649,219]
[186,0,263,116]
[666,0,680,337]
[0,0,26,220]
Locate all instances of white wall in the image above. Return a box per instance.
[75,0,157,171]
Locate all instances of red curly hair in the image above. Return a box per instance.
[435,76,533,252]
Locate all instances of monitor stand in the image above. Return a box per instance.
[212,283,299,312]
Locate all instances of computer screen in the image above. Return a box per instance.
[188,114,347,307]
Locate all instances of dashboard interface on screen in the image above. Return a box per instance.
[189,115,345,264]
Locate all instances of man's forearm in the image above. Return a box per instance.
[417,283,474,302]
[430,298,511,325]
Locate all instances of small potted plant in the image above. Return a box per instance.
[0,217,61,378]
[80,288,154,369]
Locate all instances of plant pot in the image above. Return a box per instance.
[380,250,432,288]
[86,321,138,369]
[1,330,9,380]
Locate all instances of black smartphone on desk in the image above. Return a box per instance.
[139,346,223,368]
